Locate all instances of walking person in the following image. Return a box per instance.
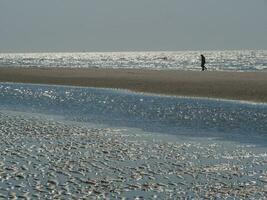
[201,54,207,71]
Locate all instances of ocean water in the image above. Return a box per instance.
[0,83,267,145]
[0,50,267,71]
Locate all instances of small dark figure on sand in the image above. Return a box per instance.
[201,54,207,71]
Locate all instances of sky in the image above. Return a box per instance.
[0,0,266,52]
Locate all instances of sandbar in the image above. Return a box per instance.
[0,67,267,103]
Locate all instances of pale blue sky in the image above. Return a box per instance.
[0,0,266,52]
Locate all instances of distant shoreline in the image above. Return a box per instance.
[1,67,267,103]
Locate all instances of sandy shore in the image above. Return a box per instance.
[0,67,267,103]
[1,111,266,199]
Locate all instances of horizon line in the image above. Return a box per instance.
[0,49,266,54]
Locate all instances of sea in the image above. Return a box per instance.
[0,51,267,198]
[0,50,267,71]
[0,50,267,140]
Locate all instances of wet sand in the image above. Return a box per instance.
[1,71,267,198]
[0,67,267,103]
[1,111,266,199]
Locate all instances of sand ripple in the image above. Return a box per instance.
[0,112,266,199]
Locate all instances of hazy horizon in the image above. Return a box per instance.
[1,0,266,53]
[1,49,267,54]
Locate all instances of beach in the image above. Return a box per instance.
[0,67,267,103]
[0,110,266,199]
[0,81,267,199]
[1,0,266,197]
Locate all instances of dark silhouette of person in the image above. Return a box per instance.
[201,54,207,71]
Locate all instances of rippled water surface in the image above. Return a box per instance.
[0,50,267,71]
[0,83,266,144]
[0,83,267,199]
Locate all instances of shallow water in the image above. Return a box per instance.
[1,50,267,71]
[0,83,267,199]
[0,83,267,145]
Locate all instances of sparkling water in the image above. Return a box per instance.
[1,83,266,145]
[0,50,266,71]
[0,83,267,198]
